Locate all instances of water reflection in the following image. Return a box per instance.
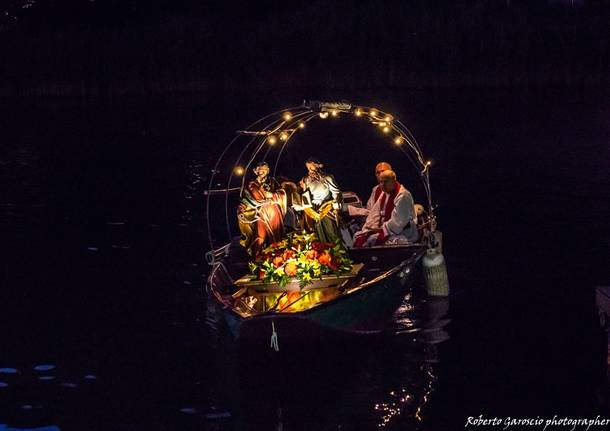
[205,291,451,429]
[374,364,437,428]
[368,296,450,429]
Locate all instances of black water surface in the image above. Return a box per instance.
[1,88,609,430]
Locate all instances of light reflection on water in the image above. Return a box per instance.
[0,362,99,430]
[202,290,451,430]
[33,365,55,372]
[371,295,450,428]
[374,365,438,428]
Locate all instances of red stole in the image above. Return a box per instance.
[373,185,383,203]
[377,182,401,225]
[353,182,402,248]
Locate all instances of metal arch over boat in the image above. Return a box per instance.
[203,101,446,339]
[204,100,435,252]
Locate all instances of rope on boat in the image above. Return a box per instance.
[270,320,279,351]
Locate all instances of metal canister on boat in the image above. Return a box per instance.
[422,248,449,296]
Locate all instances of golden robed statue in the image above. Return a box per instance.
[296,158,343,245]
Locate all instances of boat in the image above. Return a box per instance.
[204,101,442,342]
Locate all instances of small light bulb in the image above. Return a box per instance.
[383,126,390,133]
[279,132,288,141]
[378,121,387,127]
[331,110,338,117]
[426,160,432,166]
[370,109,378,117]
[267,135,277,145]
[319,112,329,119]
[234,166,244,176]
[355,109,362,116]
[384,115,391,122]
[394,137,402,145]
[298,122,305,129]
[283,112,292,121]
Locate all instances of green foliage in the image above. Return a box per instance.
[248,232,353,289]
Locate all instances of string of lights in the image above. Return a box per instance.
[206,102,435,251]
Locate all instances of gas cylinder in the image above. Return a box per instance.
[422,248,449,296]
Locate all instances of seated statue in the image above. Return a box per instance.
[296,158,344,245]
[238,162,287,257]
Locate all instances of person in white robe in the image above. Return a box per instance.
[348,161,392,217]
[353,170,418,247]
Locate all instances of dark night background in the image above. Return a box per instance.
[1,1,610,430]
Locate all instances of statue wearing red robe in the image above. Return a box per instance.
[238,163,286,257]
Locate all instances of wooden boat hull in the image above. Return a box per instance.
[211,247,425,340]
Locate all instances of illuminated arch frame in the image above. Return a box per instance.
[205,101,434,252]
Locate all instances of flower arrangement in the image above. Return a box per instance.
[248,232,353,288]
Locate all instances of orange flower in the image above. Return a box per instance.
[272,256,284,268]
[305,250,319,260]
[258,270,266,280]
[283,249,295,260]
[318,252,332,267]
[285,261,298,276]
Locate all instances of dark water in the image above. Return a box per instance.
[2,88,609,430]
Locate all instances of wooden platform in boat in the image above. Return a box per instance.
[234,263,364,293]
